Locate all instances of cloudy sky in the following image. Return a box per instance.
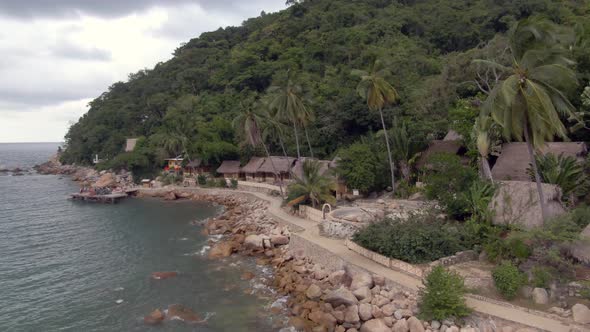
[0,0,285,143]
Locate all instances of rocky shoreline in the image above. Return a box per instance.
[139,188,542,332]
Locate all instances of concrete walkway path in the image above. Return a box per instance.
[243,191,577,332]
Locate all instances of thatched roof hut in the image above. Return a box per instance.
[217,160,241,174]
[186,159,202,168]
[241,157,265,174]
[291,158,331,179]
[491,142,587,181]
[416,140,464,169]
[258,156,296,174]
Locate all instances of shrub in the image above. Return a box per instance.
[531,266,554,288]
[462,180,496,222]
[423,153,478,220]
[528,153,589,204]
[418,266,471,321]
[230,178,238,189]
[567,204,590,230]
[197,174,207,185]
[335,140,388,193]
[484,235,531,263]
[492,262,526,300]
[160,172,183,185]
[353,212,469,264]
[216,178,227,188]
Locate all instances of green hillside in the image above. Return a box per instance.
[61,0,590,178]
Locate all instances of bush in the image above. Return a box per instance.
[160,172,183,185]
[216,178,227,188]
[462,180,496,222]
[230,178,238,189]
[423,153,478,220]
[568,204,590,230]
[531,266,554,288]
[353,212,470,264]
[528,153,589,204]
[484,235,531,263]
[492,262,526,300]
[418,266,471,321]
[197,174,207,185]
[335,140,388,193]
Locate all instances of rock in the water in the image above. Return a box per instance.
[240,271,255,280]
[531,288,549,305]
[208,241,234,258]
[349,268,373,290]
[115,299,124,304]
[325,287,359,307]
[572,303,590,324]
[407,317,424,332]
[392,318,409,332]
[163,191,178,200]
[151,271,178,280]
[244,234,264,249]
[306,284,323,300]
[359,303,373,321]
[360,319,390,332]
[167,304,202,322]
[144,309,165,325]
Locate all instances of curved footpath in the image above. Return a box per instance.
[143,186,583,332]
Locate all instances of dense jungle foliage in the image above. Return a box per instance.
[61,0,590,179]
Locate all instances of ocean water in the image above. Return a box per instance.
[0,143,281,331]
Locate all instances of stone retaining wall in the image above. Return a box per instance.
[344,239,477,278]
[318,219,362,239]
[237,182,281,196]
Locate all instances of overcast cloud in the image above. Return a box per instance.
[0,0,285,142]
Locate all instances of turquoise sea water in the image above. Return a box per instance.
[0,143,281,331]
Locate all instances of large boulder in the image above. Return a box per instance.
[572,303,590,324]
[208,241,234,259]
[244,234,264,249]
[325,287,359,307]
[360,319,390,332]
[392,319,409,332]
[348,267,373,290]
[531,288,549,305]
[489,181,566,229]
[306,284,323,300]
[407,317,425,332]
[94,173,117,188]
[167,304,201,322]
[144,309,165,325]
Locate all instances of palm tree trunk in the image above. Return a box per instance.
[523,123,549,223]
[261,143,284,197]
[293,122,301,159]
[304,126,314,158]
[481,157,494,183]
[378,108,395,194]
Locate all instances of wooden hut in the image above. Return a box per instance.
[258,156,296,183]
[217,160,241,179]
[164,156,183,172]
[184,159,210,175]
[491,142,587,181]
[241,157,266,181]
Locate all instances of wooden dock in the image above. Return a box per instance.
[70,193,128,204]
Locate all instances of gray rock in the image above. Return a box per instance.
[349,269,374,291]
[532,288,549,305]
[360,319,390,332]
[329,270,347,286]
[407,316,425,332]
[392,318,409,332]
[345,305,361,324]
[520,286,533,299]
[325,287,359,307]
[306,284,323,300]
[430,321,441,330]
[572,303,590,324]
[358,303,373,321]
[244,234,264,248]
[381,303,395,317]
[353,286,372,301]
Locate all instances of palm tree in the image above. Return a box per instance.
[474,115,494,182]
[287,160,336,208]
[268,71,314,159]
[477,18,579,222]
[352,59,399,193]
[232,102,284,196]
[389,117,413,183]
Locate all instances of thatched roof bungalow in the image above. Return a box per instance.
[241,157,266,181]
[291,158,332,179]
[416,140,465,169]
[216,160,241,178]
[258,156,296,182]
[184,159,211,175]
[491,142,587,181]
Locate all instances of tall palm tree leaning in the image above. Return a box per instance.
[268,71,314,159]
[477,17,579,223]
[232,102,284,196]
[474,114,494,183]
[352,60,399,194]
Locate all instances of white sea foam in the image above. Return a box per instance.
[113,287,124,291]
